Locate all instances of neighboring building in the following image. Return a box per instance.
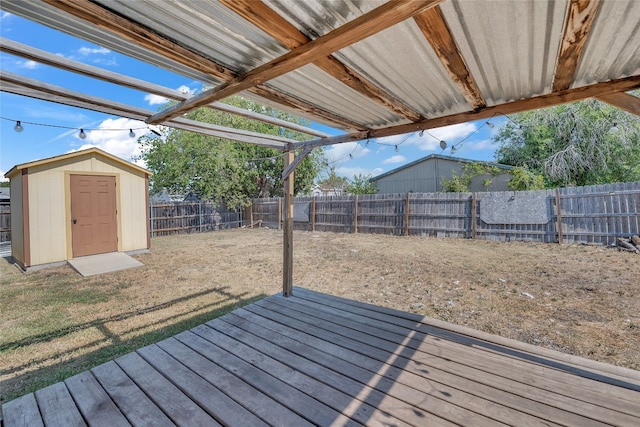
[4,148,152,271]
[0,187,9,206]
[371,154,513,194]
[311,184,345,197]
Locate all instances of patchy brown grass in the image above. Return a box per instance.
[1,228,638,405]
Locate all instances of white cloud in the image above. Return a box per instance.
[382,155,406,164]
[465,138,498,151]
[144,85,195,106]
[1,11,11,20]
[70,117,146,163]
[144,93,168,106]
[16,59,38,69]
[0,170,8,182]
[78,46,111,56]
[336,166,383,179]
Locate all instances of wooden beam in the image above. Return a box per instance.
[39,0,364,132]
[148,0,442,124]
[220,0,424,122]
[0,37,331,138]
[552,0,601,92]
[282,151,295,297]
[596,92,640,117]
[282,145,314,181]
[291,75,640,149]
[413,6,485,110]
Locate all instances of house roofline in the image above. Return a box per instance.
[371,153,513,182]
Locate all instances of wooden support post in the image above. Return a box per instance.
[283,151,294,297]
[249,204,254,228]
[555,188,564,244]
[311,196,316,231]
[404,192,410,236]
[471,192,477,239]
[354,195,359,234]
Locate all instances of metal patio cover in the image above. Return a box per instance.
[1,0,639,152]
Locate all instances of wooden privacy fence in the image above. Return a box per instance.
[251,181,640,245]
[0,206,9,242]
[149,202,241,237]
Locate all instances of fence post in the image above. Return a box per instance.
[278,197,282,230]
[311,197,316,231]
[199,202,202,232]
[354,195,359,234]
[404,192,410,236]
[150,202,154,238]
[471,192,477,239]
[555,188,564,244]
[250,203,254,228]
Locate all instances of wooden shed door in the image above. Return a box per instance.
[71,175,117,257]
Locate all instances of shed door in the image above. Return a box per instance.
[70,175,117,257]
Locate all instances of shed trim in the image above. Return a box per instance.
[21,169,30,268]
[5,147,151,180]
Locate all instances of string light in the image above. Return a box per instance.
[2,116,150,134]
[78,129,87,139]
[450,146,457,154]
[14,121,23,132]
[394,145,399,152]
[439,140,447,150]
[609,122,619,133]
[365,139,369,147]
[485,121,494,129]
[419,130,424,137]
[129,129,136,138]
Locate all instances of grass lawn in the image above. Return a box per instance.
[1,228,638,405]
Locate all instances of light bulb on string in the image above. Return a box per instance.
[79,129,87,139]
[14,121,23,132]
[419,130,424,137]
[450,146,457,155]
[365,139,369,147]
[394,145,399,153]
[485,121,494,129]
[349,153,353,159]
[129,129,136,138]
[516,126,523,136]
[439,140,447,150]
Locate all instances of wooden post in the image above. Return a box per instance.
[354,195,359,234]
[311,196,316,231]
[555,188,564,244]
[471,192,477,239]
[249,204,254,228]
[283,151,294,297]
[404,192,410,236]
[277,197,282,230]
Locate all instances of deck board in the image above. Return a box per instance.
[3,288,639,427]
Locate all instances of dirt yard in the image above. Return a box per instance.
[1,228,638,405]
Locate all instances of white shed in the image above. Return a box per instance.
[4,148,151,270]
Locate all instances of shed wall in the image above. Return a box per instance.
[26,153,148,266]
[10,176,24,266]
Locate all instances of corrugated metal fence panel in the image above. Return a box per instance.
[251,182,639,245]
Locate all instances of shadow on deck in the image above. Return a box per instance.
[3,287,640,426]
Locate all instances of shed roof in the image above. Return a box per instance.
[1,0,639,152]
[371,153,513,181]
[4,147,152,179]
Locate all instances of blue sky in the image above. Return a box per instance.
[1,12,504,182]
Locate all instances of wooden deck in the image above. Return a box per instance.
[3,288,639,426]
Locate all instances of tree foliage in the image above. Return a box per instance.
[494,94,640,187]
[138,96,325,208]
[346,174,377,194]
[441,163,502,192]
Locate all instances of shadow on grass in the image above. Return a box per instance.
[1,285,267,405]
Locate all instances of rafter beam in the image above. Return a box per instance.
[220,0,424,122]
[0,72,292,149]
[148,0,442,124]
[596,92,640,117]
[413,6,485,110]
[0,37,330,139]
[292,75,640,149]
[39,0,364,132]
[552,0,601,92]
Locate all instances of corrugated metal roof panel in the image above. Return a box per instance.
[573,0,640,87]
[331,20,471,118]
[440,0,568,105]
[96,0,288,73]
[268,64,410,129]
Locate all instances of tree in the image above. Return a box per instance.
[493,93,640,187]
[440,163,502,192]
[138,96,325,208]
[346,174,377,194]
[315,167,349,194]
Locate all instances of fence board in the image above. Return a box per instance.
[252,182,639,245]
[150,202,241,237]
